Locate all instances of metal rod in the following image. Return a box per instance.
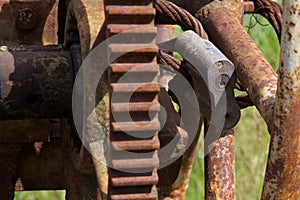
[204,123,235,200]
[0,46,73,119]
[198,5,277,126]
[262,0,300,199]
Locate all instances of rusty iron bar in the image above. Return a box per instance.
[204,125,235,200]
[195,2,277,127]
[262,0,300,199]
[0,45,73,120]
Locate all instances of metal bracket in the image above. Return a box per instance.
[160,30,240,129]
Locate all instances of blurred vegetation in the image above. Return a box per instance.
[14,191,65,200]
[15,2,282,200]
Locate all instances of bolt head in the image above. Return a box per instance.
[216,61,224,69]
[16,8,38,31]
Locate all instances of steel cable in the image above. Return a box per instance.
[154,0,208,39]
[155,0,254,109]
[250,0,283,40]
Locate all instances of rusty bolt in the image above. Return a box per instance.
[16,8,38,31]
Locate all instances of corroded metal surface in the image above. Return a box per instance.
[0,45,73,119]
[243,1,254,13]
[262,0,300,199]
[65,3,108,198]
[205,128,235,200]
[0,0,58,45]
[106,0,160,199]
[0,119,49,142]
[64,0,106,59]
[198,5,278,126]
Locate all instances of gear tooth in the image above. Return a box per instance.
[106,1,160,199]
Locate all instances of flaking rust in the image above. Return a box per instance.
[205,128,235,200]
[262,0,300,199]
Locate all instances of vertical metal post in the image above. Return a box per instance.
[262,0,300,199]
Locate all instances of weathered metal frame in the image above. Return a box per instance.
[0,0,299,199]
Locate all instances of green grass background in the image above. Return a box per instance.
[15,6,282,200]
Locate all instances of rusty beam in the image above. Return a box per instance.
[196,3,277,126]
[205,127,235,200]
[262,0,300,199]
[0,45,73,119]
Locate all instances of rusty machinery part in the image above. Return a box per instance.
[154,0,280,111]
[0,0,59,45]
[153,0,252,111]
[0,45,73,120]
[233,0,283,109]
[158,41,249,112]
[154,0,208,39]
[166,30,240,130]
[248,0,283,40]
[193,2,279,127]
[158,50,254,110]
[105,0,160,199]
